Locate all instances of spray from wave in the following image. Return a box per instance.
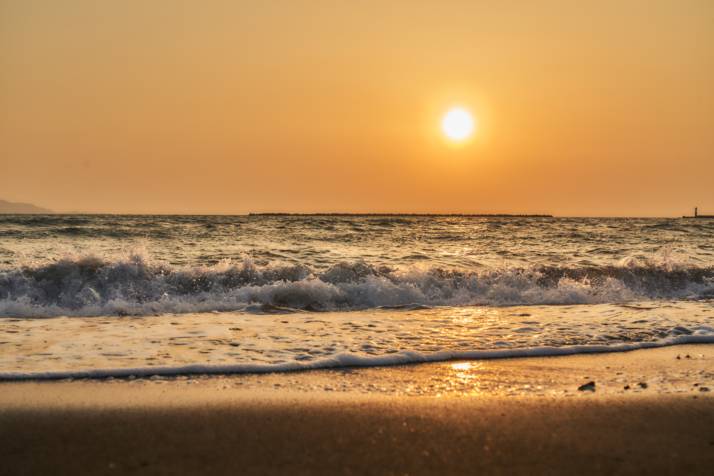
[1,249,713,318]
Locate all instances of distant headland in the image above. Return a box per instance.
[0,199,52,214]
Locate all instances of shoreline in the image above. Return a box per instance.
[1,338,713,382]
[2,344,712,401]
[1,345,712,475]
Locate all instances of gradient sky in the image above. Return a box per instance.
[1,0,713,215]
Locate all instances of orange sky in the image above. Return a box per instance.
[1,0,713,216]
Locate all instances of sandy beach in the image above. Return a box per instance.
[2,345,712,475]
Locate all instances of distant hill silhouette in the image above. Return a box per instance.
[0,199,52,214]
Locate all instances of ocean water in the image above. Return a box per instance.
[1,214,713,379]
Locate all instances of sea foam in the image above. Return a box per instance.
[1,251,713,317]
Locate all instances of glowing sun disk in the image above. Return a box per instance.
[442,107,475,141]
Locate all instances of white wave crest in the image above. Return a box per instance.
[1,251,713,317]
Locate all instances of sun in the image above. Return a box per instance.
[442,107,475,142]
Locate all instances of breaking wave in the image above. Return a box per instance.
[1,251,713,318]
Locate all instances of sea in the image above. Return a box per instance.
[1,214,713,379]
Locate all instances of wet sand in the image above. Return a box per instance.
[1,345,713,475]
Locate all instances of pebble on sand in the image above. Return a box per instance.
[578,381,596,392]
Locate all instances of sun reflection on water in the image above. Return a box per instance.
[451,362,473,371]
[447,361,484,396]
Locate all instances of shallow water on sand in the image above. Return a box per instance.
[2,301,713,379]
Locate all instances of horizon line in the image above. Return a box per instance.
[0,211,708,219]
